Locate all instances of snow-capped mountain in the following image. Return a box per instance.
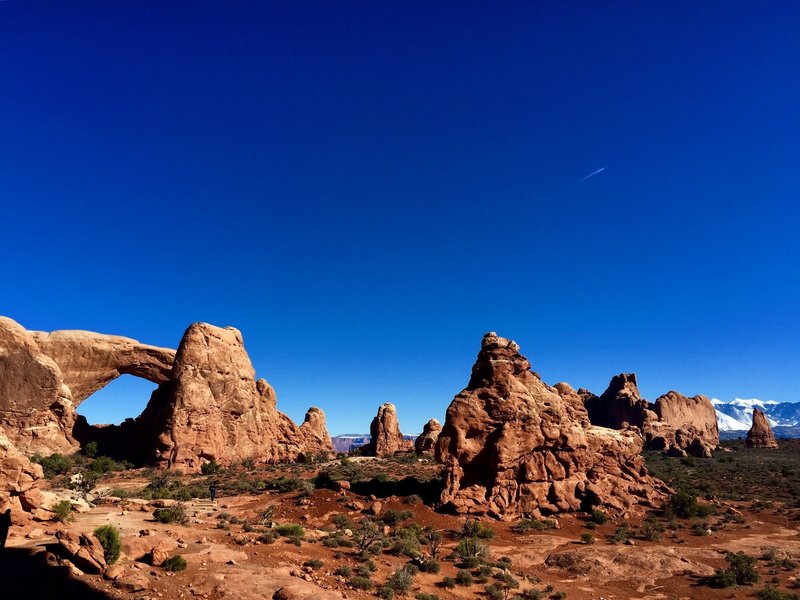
[713,398,799,431]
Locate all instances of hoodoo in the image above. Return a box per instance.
[746,408,779,448]
[363,403,412,456]
[415,418,442,454]
[435,332,668,519]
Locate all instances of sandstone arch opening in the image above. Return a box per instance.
[75,374,158,427]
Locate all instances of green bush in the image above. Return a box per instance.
[83,442,99,457]
[456,569,474,586]
[590,509,608,525]
[349,576,374,590]
[153,504,188,525]
[709,552,760,587]
[755,586,799,600]
[88,455,120,474]
[93,525,121,564]
[382,509,413,526]
[276,523,305,537]
[162,555,187,572]
[335,565,352,577]
[610,525,630,544]
[454,537,489,561]
[385,567,414,593]
[201,460,222,475]
[511,518,557,533]
[415,594,439,600]
[461,518,494,539]
[52,500,73,523]
[34,453,71,478]
[417,558,440,574]
[439,577,456,589]
[580,532,594,544]
[304,559,324,570]
[666,487,713,519]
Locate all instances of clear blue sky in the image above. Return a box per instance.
[2,1,798,435]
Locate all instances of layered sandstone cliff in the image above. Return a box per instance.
[435,333,668,519]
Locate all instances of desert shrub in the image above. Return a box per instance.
[461,518,494,539]
[259,530,277,544]
[385,567,414,593]
[201,460,222,475]
[417,557,440,574]
[640,518,664,541]
[276,523,304,537]
[756,586,799,600]
[378,587,394,600]
[163,555,187,572]
[108,487,132,498]
[404,494,422,506]
[349,576,374,590]
[33,453,71,478]
[610,525,630,544]
[456,569,474,586]
[153,504,188,525]
[87,455,120,474]
[69,469,100,498]
[439,577,456,589]
[584,521,597,530]
[354,518,384,553]
[93,525,121,564]
[551,593,567,600]
[52,500,73,523]
[332,513,353,529]
[382,509,413,526]
[709,552,760,587]
[272,476,307,493]
[514,589,544,600]
[304,559,324,570]
[496,556,513,570]
[335,565,352,577]
[580,533,594,545]
[389,527,421,557]
[424,529,443,558]
[455,537,489,561]
[512,518,557,533]
[590,509,608,525]
[241,457,256,471]
[666,487,713,519]
[83,441,99,457]
[415,594,439,600]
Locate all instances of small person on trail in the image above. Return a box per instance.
[209,482,217,502]
[0,508,11,551]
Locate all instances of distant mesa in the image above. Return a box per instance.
[0,316,332,475]
[583,373,719,458]
[746,407,779,448]
[435,332,669,520]
[363,402,413,457]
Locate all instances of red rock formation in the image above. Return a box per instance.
[435,333,668,519]
[646,391,719,458]
[746,408,779,448]
[298,407,334,458]
[415,418,442,454]
[0,317,77,455]
[583,374,719,458]
[0,426,44,523]
[31,329,174,403]
[134,323,332,470]
[364,403,412,456]
[584,373,656,429]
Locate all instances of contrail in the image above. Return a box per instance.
[578,166,606,182]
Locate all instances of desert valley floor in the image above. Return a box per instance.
[3,441,800,600]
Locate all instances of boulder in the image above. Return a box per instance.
[435,332,668,519]
[746,408,778,448]
[414,418,442,454]
[363,403,412,456]
[55,530,107,574]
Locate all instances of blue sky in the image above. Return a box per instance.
[1,1,798,434]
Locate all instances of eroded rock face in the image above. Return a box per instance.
[583,375,719,458]
[1,316,332,471]
[746,408,778,448]
[584,374,656,429]
[0,317,76,455]
[130,323,332,470]
[364,403,412,456]
[435,333,668,519]
[415,419,442,454]
[647,391,719,458]
[0,426,44,522]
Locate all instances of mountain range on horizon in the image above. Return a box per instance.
[712,398,800,431]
